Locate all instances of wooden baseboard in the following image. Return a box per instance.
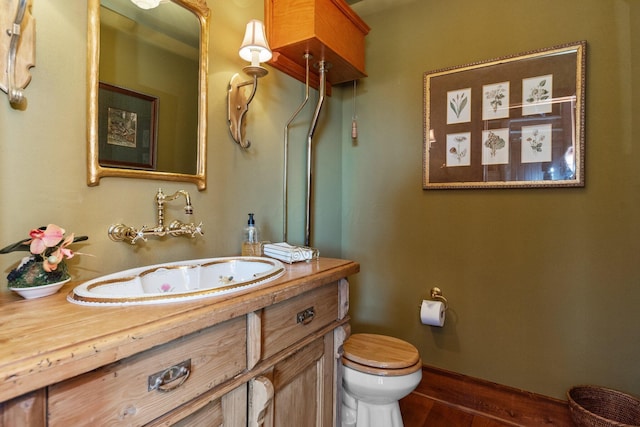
[413,365,573,426]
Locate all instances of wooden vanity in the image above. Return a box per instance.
[0,257,359,426]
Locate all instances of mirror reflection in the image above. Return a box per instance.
[87,0,209,190]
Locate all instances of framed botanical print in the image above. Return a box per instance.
[423,41,586,189]
[98,82,158,170]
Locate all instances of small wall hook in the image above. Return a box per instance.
[430,286,448,310]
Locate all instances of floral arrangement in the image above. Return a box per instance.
[1,224,88,288]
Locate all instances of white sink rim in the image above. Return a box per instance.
[67,256,286,306]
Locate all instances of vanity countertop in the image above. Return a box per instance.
[0,257,359,403]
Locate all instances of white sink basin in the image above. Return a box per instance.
[67,257,286,306]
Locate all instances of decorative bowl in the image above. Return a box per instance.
[10,278,71,299]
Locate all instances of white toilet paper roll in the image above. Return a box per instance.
[420,300,445,327]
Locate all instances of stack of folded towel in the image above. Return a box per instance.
[263,242,317,263]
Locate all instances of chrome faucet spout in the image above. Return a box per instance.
[155,188,193,228]
[108,189,203,244]
[161,189,193,214]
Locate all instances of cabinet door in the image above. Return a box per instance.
[0,389,46,427]
[147,383,247,427]
[262,331,335,427]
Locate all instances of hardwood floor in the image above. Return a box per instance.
[398,365,573,426]
[400,392,516,427]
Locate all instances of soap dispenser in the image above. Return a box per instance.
[242,213,261,256]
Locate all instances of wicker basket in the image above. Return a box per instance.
[567,386,640,427]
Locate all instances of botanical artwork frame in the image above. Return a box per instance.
[98,82,158,170]
[423,41,586,189]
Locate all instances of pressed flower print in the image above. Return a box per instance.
[522,74,553,115]
[482,82,510,120]
[482,129,509,165]
[107,107,138,148]
[521,124,552,163]
[446,88,471,124]
[446,132,471,167]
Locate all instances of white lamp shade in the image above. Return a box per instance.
[238,20,272,65]
[131,0,161,9]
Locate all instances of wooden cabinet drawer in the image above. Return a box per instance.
[47,316,246,426]
[262,282,338,359]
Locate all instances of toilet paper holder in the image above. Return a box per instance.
[430,287,448,310]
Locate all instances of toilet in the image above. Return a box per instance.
[341,333,422,427]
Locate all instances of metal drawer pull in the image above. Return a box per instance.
[148,359,191,392]
[297,307,315,325]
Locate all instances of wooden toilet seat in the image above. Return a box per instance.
[342,333,422,376]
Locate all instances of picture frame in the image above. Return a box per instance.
[98,82,158,170]
[423,41,586,189]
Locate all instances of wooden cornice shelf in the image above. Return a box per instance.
[265,0,370,91]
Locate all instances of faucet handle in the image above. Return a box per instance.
[167,220,203,238]
[131,226,150,244]
[191,222,204,237]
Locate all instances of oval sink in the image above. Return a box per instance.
[67,257,286,306]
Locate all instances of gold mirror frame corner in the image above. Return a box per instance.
[86,0,210,191]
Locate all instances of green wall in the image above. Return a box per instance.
[0,0,342,335]
[343,0,640,399]
[1,0,638,403]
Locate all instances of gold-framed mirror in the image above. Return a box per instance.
[87,0,209,190]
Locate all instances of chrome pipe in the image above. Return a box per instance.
[305,60,327,247]
[283,54,311,242]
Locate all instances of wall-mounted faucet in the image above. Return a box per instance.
[108,188,204,244]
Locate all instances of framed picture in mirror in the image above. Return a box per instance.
[423,41,586,189]
[98,82,158,170]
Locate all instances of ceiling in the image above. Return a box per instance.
[101,0,410,50]
[102,0,199,47]
[347,0,417,16]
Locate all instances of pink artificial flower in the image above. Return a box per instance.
[29,224,65,255]
[58,234,76,259]
[42,233,75,272]
[43,252,61,272]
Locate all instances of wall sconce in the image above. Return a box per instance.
[1,0,35,109]
[227,19,272,149]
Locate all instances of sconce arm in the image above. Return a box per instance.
[5,0,28,107]
[228,73,261,149]
[237,75,259,104]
